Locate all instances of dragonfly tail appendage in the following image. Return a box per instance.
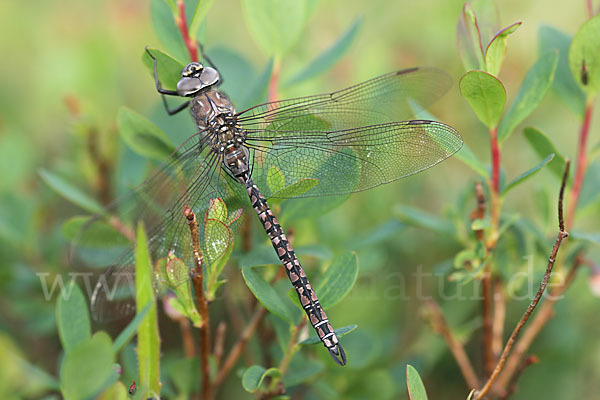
[329,343,347,366]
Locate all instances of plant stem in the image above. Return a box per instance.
[424,300,480,389]
[213,306,267,388]
[482,271,494,377]
[268,60,281,103]
[179,318,196,358]
[184,207,211,400]
[499,354,539,399]
[567,97,594,230]
[175,0,198,62]
[474,160,570,400]
[279,318,308,376]
[489,126,501,244]
[493,254,582,394]
[491,278,506,358]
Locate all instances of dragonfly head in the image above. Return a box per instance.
[177,62,220,96]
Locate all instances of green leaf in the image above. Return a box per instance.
[60,332,115,400]
[459,70,506,129]
[268,178,319,205]
[523,127,568,180]
[112,303,151,354]
[394,205,456,236]
[453,143,488,178]
[62,216,130,247]
[206,242,233,301]
[142,47,185,91]
[457,3,485,71]
[570,231,600,246]
[56,283,91,354]
[266,166,285,195]
[97,381,129,400]
[285,356,324,386]
[118,107,175,162]
[238,58,274,111]
[241,0,307,57]
[242,365,281,393]
[485,21,521,76]
[168,357,200,396]
[189,0,215,40]
[314,252,358,309]
[579,161,600,210]
[406,365,429,400]
[502,153,554,195]
[286,17,362,86]
[39,169,103,214]
[569,14,600,93]
[538,25,586,115]
[242,265,299,323]
[299,324,358,345]
[134,223,161,397]
[150,0,188,62]
[498,50,559,143]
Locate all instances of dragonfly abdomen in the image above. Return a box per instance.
[245,179,346,366]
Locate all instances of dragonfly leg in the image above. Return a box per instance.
[197,41,224,87]
[145,47,191,115]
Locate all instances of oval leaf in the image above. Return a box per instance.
[406,365,429,400]
[314,252,359,309]
[459,70,506,129]
[523,126,567,180]
[457,3,485,71]
[498,50,559,143]
[142,47,186,90]
[502,153,554,196]
[242,365,281,393]
[241,0,307,57]
[485,21,521,76]
[62,216,130,247]
[56,283,91,354]
[286,17,362,86]
[242,265,298,323]
[189,0,215,40]
[569,14,600,93]
[118,106,175,161]
[60,332,114,400]
[394,205,456,237]
[538,25,586,115]
[453,143,488,178]
[150,0,188,62]
[39,169,103,214]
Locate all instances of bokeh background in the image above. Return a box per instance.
[0,0,599,399]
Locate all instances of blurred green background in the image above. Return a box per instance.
[0,0,599,399]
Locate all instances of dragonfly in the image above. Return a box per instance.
[74,47,462,366]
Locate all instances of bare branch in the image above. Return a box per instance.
[474,160,571,400]
[424,300,480,389]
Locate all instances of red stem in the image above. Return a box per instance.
[587,0,594,18]
[567,98,594,229]
[268,61,281,103]
[490,127,500,194]
[176,0,198,62]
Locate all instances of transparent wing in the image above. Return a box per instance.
[246,120,462,198]
[71,133,246,322]
[237,67,452,131]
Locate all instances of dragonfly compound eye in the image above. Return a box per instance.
[182,62,204,77]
